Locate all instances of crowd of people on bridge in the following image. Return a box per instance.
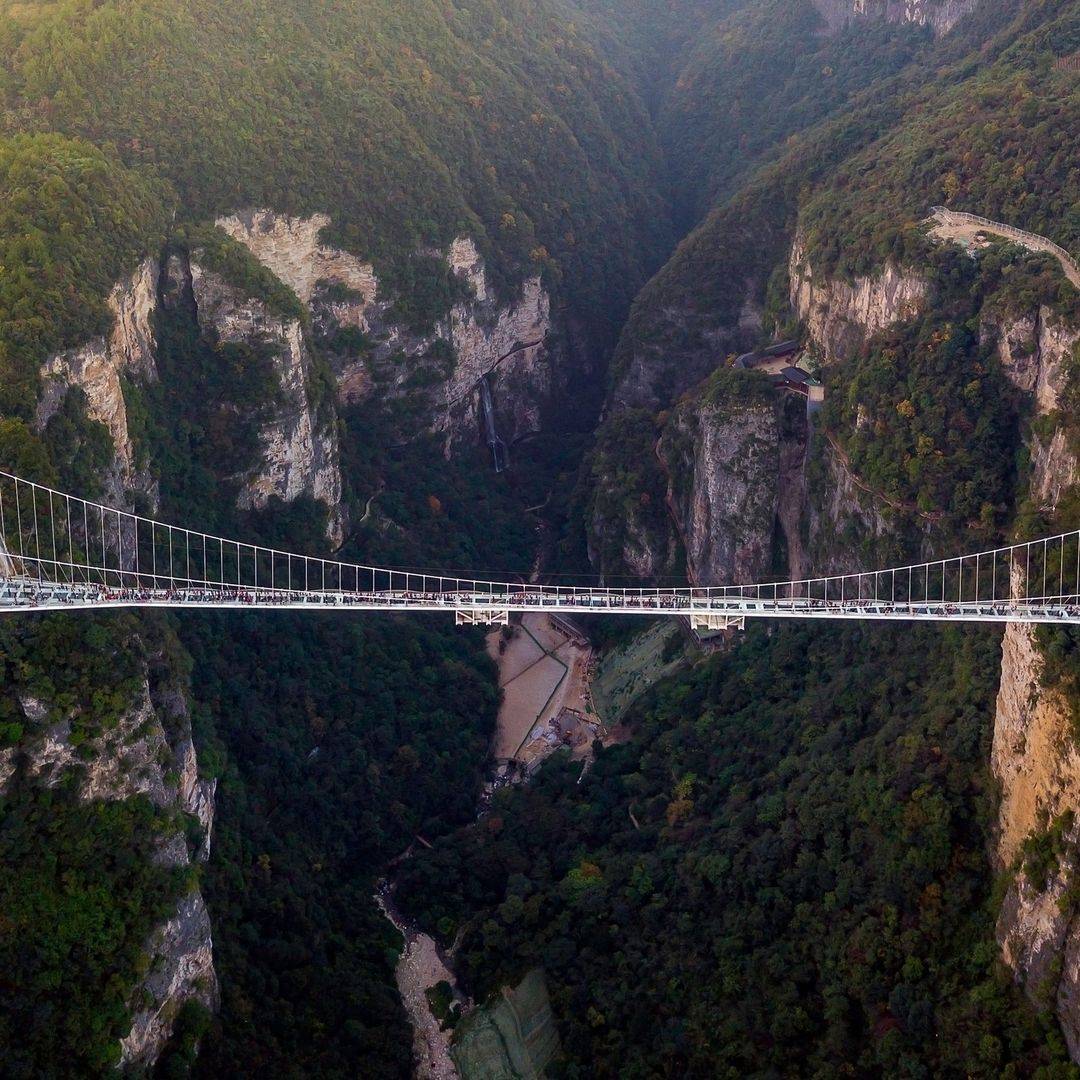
[3,580,1078,620]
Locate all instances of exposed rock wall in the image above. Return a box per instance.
[993,617,1080,1058]
[804,440,913,575]
[441,249,551,446]
[784,234,943,567]
[609,516,678,583]
[998,836,1080,1034]
[218,210,556,453]
[987,307,1076,418]
[217,210,377,307]
[35,258,161,506]
[592,221,928,588]
[989,306,1080,1057]
[186,257,345,542]
[992,624,1080,868]
[658,391,786,587]
[811,0,983,35]
[777,401,811,582]
[609,289,764,415]
[120,891,217,1069]
[986,307,1080,509]
[790,235,928,363]
[0,652,218,1072]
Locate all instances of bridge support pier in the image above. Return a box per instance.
[455,609,510,627]
[690,613,745,633]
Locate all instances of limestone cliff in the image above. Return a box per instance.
[790,235,928,364]
[659,391,783,586]
[992,618,1080,1058]
[0,642,218,1071]
[118,678,218,1070]
[35,259,161,507]
[613,231,929,589]
[803,440,903,575]
[989,307,1080,1057]
[784,234,940,571]
[217,210,556,455]
[178,251,345,543]
[609,290,763,415]
[811,0,983,35]
[986,306,1080,509]
[774,229,1080,1059]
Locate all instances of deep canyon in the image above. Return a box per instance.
[2,0,1080,1077]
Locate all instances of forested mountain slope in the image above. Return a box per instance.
[0,0,672,344]
[584,0,1075,581]
[396,0,1080,1075]
[4,0,1080,1076]
[399,623,1076,1076]
[0,0,677,1075]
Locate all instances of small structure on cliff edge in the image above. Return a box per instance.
[732,340,824,413]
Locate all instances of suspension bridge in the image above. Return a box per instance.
[1,470,1079,628]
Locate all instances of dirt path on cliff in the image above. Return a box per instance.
[824,432,941,522]
[929,210,1080,291]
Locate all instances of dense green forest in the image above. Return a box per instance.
[657,0,934,225]
[0,133,170,416]
[2,0,1080,1075]
[801,2,1080,277]
[136,295,557,1073]
[0,0,674,349]
[0,613,195,1076]
[1,787,191,1076]
[183,611,498,1077]
[397,622,1079,1077]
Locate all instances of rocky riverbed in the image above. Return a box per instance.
[379,613,596,1077]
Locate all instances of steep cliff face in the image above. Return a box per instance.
[986,307,1080,509]
[609,290,764,415]
[993,624,1080,869]
[613,516,679,582]
[989,307,1080,1056]
[786,234,945,570]
[0,644,218,1071]
[218,210,556,453]
[441,242,552,447]
[34,259,161,506]
[804,441,904,574]
[660,396,781,586]
[176,252,345,542]
[812,0,984,35]
[656,376,812,587]
[790,235,928,363]
[992,619,1080,1058]
[591,222,929,587]
[215,211,377,309]
[987,307,1076,417]
[118,679,218,1070]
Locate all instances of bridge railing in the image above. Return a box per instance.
[1,469,1079,616]
[929,207,1080,283]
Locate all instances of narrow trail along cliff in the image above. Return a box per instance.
[930,208,1080,290]
[824,431,943,521]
